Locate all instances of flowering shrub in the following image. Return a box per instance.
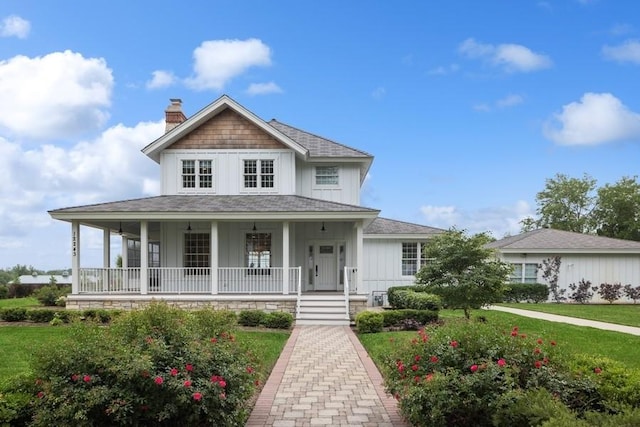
[18,303,256,426]
[384,320,612,426]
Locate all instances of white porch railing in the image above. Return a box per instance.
[344,266,358,319]
[78,267,300,295]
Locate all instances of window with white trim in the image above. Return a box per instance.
[182,159,213,189]
[316,166,339,185]
[510,263,538,283]
[244,159,274,189]
[184,233,210,268]
[246,233,271,269]
[402,242,419,276]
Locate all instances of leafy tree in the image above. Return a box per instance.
[415,229,512,319]
[535,173,597,233]
[593,176,640,241]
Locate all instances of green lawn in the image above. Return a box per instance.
[0,325,289,384]
[0,297,40,309]
[497,303,640,327]
[359,309,640,370]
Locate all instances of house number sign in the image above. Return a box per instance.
[72,230,77,257]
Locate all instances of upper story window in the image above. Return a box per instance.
[244,159,274,189]
[316,166,339,185]
[510,263,538,283]
[182,159,213,189]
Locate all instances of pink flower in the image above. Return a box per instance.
[414,355,421,362]
[430,356,439,363]
[414,375,421,382]
[83,375,91,383]
[170,368,178,376]
[184,380,192,387]
[594,367,602,374]
[219,392,226,399]
[218,380,227,388]
[450,340,458,348]
[193,392,202,401]
[470,364,479,372]
[497,358,506,367]
[154,376,164,385]
[411,364,419,371]
[71,374,79,382]
[246,366,254,374]
[37,391,44,399]
[425,373,434,382]
[534,361,542,369]
[186,364,194,372]
[534,348,541,354]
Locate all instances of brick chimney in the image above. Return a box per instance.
[165,98,187,133]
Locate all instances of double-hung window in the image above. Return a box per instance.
[402,242,419,276]
[316,166,339,185]
[182,159,213,189]
[510,263,538,283]
[184,233,210,268]
[244,159,274,189]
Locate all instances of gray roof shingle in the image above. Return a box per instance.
[49,195,379,214]
[486,228,640,251]
[364,217,445,236]
[268,120,372,159]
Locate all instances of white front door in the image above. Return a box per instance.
[315,243,337,290]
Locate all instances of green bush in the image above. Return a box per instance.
[387,287,441,311]
[503,283,550,303]
[570,354,640,407]
[355,311,383,333]
[33,285,70,307]
[27,309,56,323]
[493,388,576,426]
[381,309,439,328]
[190,309,238,336]
[82,308,121,323]
[238,309,267,327]
[23,302,258,426]
[263,311,294,329]
[385,319,606,426]
[0,374,39,426]
[53,310,79,323]
[0,285,8,299]
[387,286,414,308]
[0,307,27,322]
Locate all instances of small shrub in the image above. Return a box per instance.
[0,307,27,322]
[493,388,575,427]
[238,309,267,327]
[7,283,34,299]
[624,284,640,304]
[53,310,79,323]
[33,285,69,307]
[568,279,598,304]
[355,311,383,333]
[381,309,438,328]
[191,309,237,336]
[386,287,441,311]
[27,309,56,323]
[0,285,8,299]
[598,283,623,304]
[387,286,414,309]
[503,283,549,303]
[263,311,294,329]
[570,354,640,407]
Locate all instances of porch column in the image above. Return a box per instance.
[356,220,364,293]
[121,236,128,268]
[282,221,290,295]
[71,221,80,294]
[140,220,148,295]
[103,229,111,268]
[210,221,218,294]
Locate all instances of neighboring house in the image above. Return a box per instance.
[49,95,443,324]
[11,272,72,286]
[487,228,640,303]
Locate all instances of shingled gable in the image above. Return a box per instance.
[142,95,309,163]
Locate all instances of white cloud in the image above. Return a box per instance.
[146,70,176,89]
[544,92,640,145]
[420,201,533,238]
[459,38,552,72]
[602,39,640,64]
[427,64,460,75]
[246,81,283,95]
[0,50,113,139]
[371,86,386,100]
[0,15,30,38]
[497,94,524,108]
[185,38,272,91]
[610,23,634,36]
[473,103,491,112]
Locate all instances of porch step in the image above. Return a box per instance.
[296,295,350,326]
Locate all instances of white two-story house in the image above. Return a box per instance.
[49,95,443,324]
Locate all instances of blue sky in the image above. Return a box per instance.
[1,1,639,270]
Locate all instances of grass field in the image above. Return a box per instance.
[359,309,640,370]
[497,303,640,327]
[0,297,40,309]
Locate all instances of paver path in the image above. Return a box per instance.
[246,325,407,426]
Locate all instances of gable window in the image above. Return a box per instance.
[184,233,210,268]
[246,232,271,273]
[182,159,213,189]
[244,159,274,189]
[316,166,339,185]
[510,263,538,283]
[402,242,419,276]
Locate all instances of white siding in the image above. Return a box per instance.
[296,160,361,204]
[362,239,418,298]
[160,149,296,195]
[499,253,640,303]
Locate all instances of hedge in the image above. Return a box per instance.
[387,286,441,311]
[381,309,439,328]
[503,283,549,303]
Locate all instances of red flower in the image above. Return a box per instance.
[414,375,421,382]
[71,374,79,382]
[154,376,164,385]
[193,392,203,401]
[470,364,479,372]
[186,364,194,372]
[414,355,421,362]
[430,356,439,363]
[497,358,506,367]
[211,375,222,383]
[210,337,218,343]
[520,334,527,339]
[537,338,543,344]
[37,391,44,399]
[510,330,518,337]
[534,348,541,354]
[397,362,405,373]
[543,357,550,365]
[247,366,254,374]
[450,340,458,348]
[550,340,557,346]
[411,364,419,371]
[170,368,178,376]
[219,380,227,388]
[184,380,192,387]
[255,379,261,386]
[425,373,434,382]
[594,367,602,374]
[534,361,542,369]
[83,375,91,383]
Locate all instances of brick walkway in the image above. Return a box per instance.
[246,326,407,426]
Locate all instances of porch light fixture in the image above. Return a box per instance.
[252,222,257,232]
[321,222,326,233]
[118,222,123,235]
[187,222,192,232]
